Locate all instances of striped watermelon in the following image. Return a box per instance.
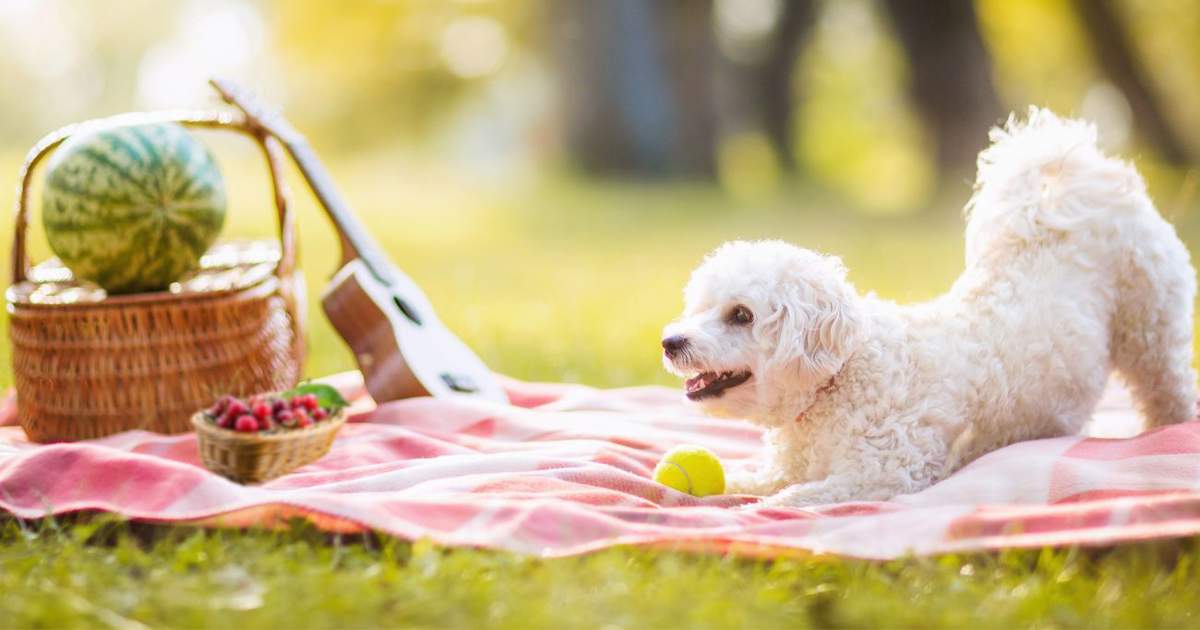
[42,122,226,294]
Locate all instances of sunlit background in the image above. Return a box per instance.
[2,0,1199,387]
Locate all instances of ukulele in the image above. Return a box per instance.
[210,78,508,404]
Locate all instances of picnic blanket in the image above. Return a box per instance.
[2,372,1200,559]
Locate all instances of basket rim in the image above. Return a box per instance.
[191,408,347,443]
[5,270,299,311]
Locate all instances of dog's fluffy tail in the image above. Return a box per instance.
[964,107,1151,263]
[967,107,1197,428]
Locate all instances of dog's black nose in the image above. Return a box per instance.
[662,335,689,357]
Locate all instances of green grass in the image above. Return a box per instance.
[4,151,1200,627]
[4,519,1200,628]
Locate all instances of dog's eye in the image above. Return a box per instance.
[727,305,754,326]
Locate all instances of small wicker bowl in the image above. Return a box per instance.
[192,410,347,483]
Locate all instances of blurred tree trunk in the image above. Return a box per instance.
[882,0,1001,172]
[715,0,816,170]
[1072,0,1189,164]
[550,0,717,178]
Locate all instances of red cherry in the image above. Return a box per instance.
[302,394,320,411]
[294,409,313,428]
[234,415,259,432]
[226,400,249,418]
[275,409,296,428]
[252,402,272,420]
[312,408,328,421]
[209,394,235,417]
[271,399,287,415]
[257,416,274,431]
[216,413,235,428]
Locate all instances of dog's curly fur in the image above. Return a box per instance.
[662,108,1198,506]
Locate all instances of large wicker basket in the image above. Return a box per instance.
[192,410,347,483]
[6,111,305,443]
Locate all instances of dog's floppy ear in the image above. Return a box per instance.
[765,254,863,376]
[802,289,863,374]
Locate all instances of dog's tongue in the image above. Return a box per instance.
[686,372,717,393]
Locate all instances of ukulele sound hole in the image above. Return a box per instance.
[392,296,423,326]
[441,373,479,393]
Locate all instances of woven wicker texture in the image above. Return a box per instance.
[192,410,346,483]
[7,111,305,442]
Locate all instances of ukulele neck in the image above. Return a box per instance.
[209,78,395,285]
[284,139,395,285]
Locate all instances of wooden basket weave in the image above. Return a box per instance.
[6,111,305,443]
[192,410,346,483]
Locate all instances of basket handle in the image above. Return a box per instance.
[10,110,297,286]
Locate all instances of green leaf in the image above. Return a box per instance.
[281,382,348,411]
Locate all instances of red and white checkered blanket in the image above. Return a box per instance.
[2,373,1198,559]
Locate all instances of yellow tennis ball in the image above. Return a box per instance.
[653,445,726,496]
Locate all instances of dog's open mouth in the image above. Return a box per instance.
[685,370,752,400]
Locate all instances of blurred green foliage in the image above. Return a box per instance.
[271,0,540,147]
[795,0,934,212]
[0,0,1196,214]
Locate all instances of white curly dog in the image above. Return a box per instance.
[661,108,1197,507]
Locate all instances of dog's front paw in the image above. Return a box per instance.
[751,478,859,508]
[753,491,806,509]
[725,468,779,496]
[724,470,757,495]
